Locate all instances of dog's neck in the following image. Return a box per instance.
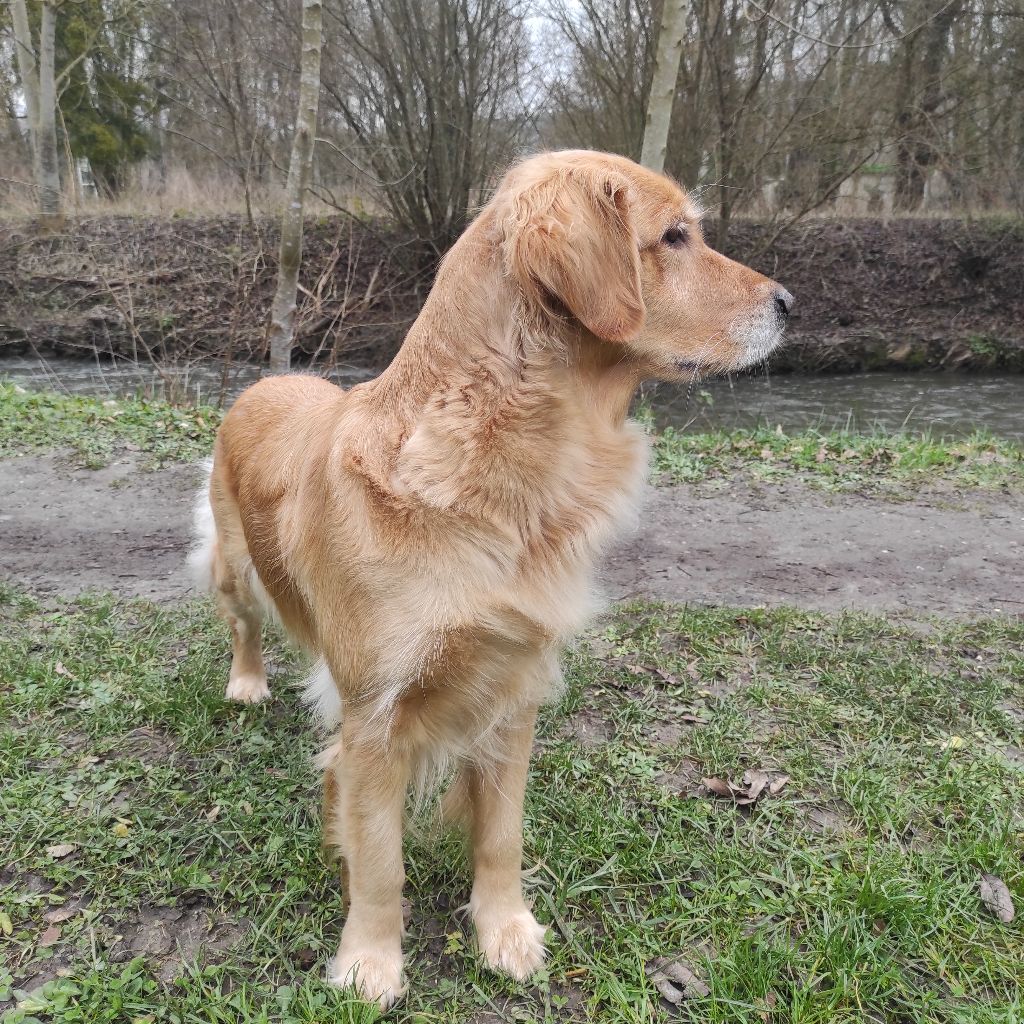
[370,212,644,434]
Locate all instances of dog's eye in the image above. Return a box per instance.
[662,226,686,247]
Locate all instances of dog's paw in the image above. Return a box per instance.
[328,945,406,1009]
[225,674,270,704]
[475,907,547,981]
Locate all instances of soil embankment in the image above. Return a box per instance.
[2,452,1020,617]
[2,216,1023,374]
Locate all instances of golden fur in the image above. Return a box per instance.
[191,150,791,1007]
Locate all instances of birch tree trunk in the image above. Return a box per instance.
[640,1,688,174]
[267,0,323,375]
[11,1,40,136]
[11,0,42,194]
[12,0,63,222]
[37,2,63,221]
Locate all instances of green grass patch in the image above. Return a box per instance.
[0,382,221,469]
[651,425,1024,494]
[1,586,1021,1022]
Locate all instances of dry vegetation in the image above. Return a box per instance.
[3,214,1022,376]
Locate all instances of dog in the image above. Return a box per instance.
[190,149,791,1007]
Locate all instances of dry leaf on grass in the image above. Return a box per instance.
[45,843,78,859]
[702,777,734,798]
[979,874,1016,923]
[645,956,711,1003]
[742,769,770,801]
[38,924,62,947]
[700,770,789,804]
[43,907,78,924]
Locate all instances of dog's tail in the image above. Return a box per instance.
[187,457,217,593]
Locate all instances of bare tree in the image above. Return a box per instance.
[267,0,322,374]
[547,0,655,161]
[321,0,531,260]
[640,0,688,172]
[884,0,966,210]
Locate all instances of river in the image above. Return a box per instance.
[2,356,1021,441]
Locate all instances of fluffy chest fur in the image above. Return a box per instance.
[288,362,649,745]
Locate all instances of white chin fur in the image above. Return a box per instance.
[732,317,785,370]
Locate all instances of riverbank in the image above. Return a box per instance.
[3,215,1023,373]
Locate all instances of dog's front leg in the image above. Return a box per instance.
[325,721,409,1009]
[467,704,547,980]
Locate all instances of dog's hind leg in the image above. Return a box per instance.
[215,566,270,704]
[189,460,270,704]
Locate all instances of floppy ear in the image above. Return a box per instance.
[504,168,645,344]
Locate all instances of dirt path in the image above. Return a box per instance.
[2,453,1021,617]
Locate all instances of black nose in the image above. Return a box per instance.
[774,288,794,319]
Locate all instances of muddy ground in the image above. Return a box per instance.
[2,451,1020,618]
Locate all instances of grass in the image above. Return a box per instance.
[650,425,1024,494]
[0,383,219,469]
[3,381,1023,495]
[1,585,1021,1023]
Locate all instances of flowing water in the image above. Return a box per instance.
[2,356,1021,441]
[644,370,1023,440]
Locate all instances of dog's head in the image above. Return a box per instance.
[496,150,791,377]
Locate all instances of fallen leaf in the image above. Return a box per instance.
[814,447,828,463]
[654,668,681,686]
[742,769,770,801]
[701,770,789,804]
[646,957,710,1003]
[680,713,707,724]
[0,911,12,935]
[205,805,221,822]
[979,874,1016,923]
[43,907,77,924]
[54,661,76,679]
[112,821,131,838]
[45,843,77,859]
[38,924,61,947]
[758,991,779,1021]
[702,777,733,798]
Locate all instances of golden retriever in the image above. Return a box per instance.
[190,149,791,1007]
